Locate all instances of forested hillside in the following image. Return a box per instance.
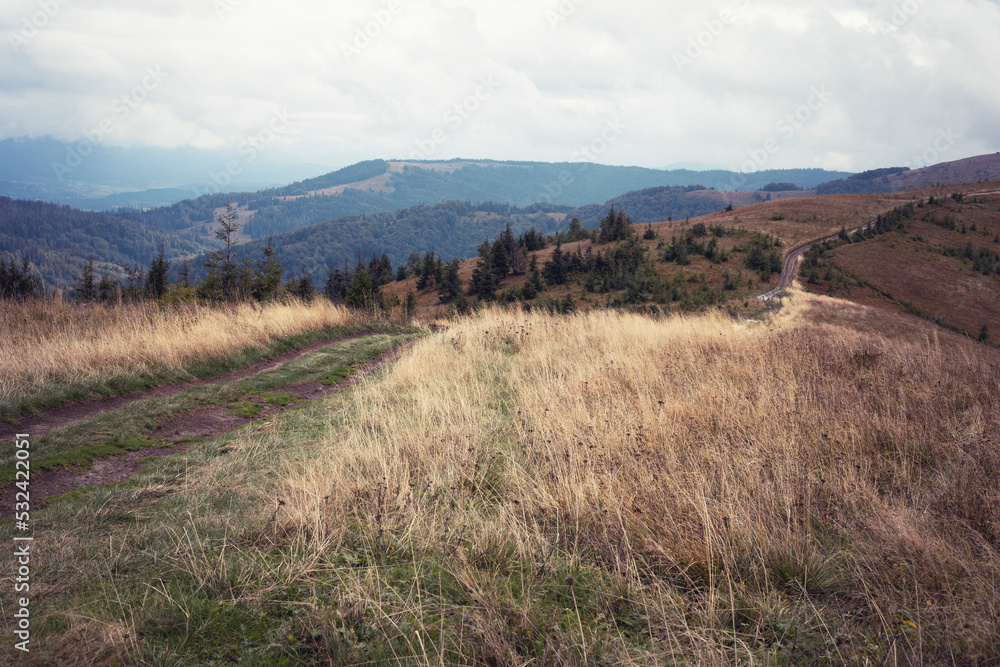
[0,197,210,288]
[565,185,731,226]
[185,200,571,281]
[118,161,851,240]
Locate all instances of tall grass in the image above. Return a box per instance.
[270,293,999,662]
[0,298,358,409]
[12,290,1000,664]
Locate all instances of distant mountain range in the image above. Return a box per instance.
[2,145,998,291]
[0,137,331,209]
[114,159,852,245]
[816,154,1000,194]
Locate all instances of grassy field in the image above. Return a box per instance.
[4,290,998,665]
[0,298,389,421]
[384,192,913,321]
[800,188,1000,345]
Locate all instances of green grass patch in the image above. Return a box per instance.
[258,391,297,407]
[320,366,354,385]
[228,401,265,418]
[1,322,420,423]
[0,333,413,482]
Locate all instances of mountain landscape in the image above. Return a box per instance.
[3,149,1000,666]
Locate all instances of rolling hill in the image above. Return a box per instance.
[116,160,851,242]
[816,153,1000,195]
[0,196,212,288]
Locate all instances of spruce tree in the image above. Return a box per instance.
[98,272,116,302]
[543,241,568,285]
[255,239,284,301]
[470,240,497,300]
[178,261,192,288]
[345,265,381,311]
[202,202,241,300]
[404,291,417,320]
[146,244,170,299]
[71,257,97,302]
[438,260,462,303]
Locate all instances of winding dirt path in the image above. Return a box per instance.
[756,211,900,301]
[2,333,378,443]
[4,337,417,514]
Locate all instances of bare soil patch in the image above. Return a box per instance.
[7,339,417,513]
[3,334,370,443]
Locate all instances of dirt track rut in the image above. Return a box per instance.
[4,336,416,514]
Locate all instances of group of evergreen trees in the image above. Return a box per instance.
[0,202,402,314]
[0,256,45,300]
[404,208,730,311]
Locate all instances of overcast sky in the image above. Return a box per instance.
[2,0,998,173]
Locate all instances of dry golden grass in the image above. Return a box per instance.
[262,291,999,662]
[0,298,357,407]
[14,290,1000,664]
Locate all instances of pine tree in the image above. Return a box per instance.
[470,240,498,300]
[71,257,97,302]
[202,202,241,300]
[438,260,462,303]
[254,239,284,301]
[146,244,170,299]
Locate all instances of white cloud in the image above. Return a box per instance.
[0,0,997,171]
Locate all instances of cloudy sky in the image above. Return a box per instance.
[2,0,998,173]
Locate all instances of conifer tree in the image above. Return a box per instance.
[543,240,568,285]
[416,252,437,290]
[254,239,284,301]
[470,240,498,300]
[438,260,463,303]
[146,244,170,299]
[202,202,241,300]
[404,290,417,320]
[71,257,97,302]
[178,261,192,288]
[345,265,382,311]
[98,272,117,302]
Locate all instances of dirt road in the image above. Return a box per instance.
[756,217,883,301]
[3,335,416,515]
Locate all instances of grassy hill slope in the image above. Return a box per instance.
[386,192,911,320]
[0,196,212,289]
[121,161,851,241]
[9,290,999,664]
[798,182,1000,346]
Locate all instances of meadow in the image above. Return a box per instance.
[0,298,369,421]
[4,289,998,665]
